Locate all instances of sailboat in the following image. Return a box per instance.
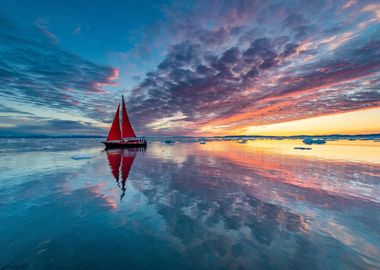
[102,95,147,149]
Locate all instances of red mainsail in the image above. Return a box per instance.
[107,103,121,141]
[106,149,122,181]
[121,95,136,138]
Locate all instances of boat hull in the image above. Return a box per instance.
[102,140,147,149]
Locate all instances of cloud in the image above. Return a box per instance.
[132,75,141,81]
[0,118,105,136]
[0,104,33,115]
[1,0,379,136]
[0,14,120,128]
[126,0,380,135]
[34,17,60,44]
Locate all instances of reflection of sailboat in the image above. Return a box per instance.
[102,95,147,149]
[106,148,144,200]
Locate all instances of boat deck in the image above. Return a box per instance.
[102,139,147,149]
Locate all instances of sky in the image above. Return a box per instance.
[0,0,379,137]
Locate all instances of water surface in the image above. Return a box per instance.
[0,138,379,269]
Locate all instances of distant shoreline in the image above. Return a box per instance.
[0,135,105,139]
[1,134,379,140]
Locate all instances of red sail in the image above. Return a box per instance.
[121,95,136,138]
[106,149,121,181]
[107,103,121,141]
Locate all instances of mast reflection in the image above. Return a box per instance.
[106,147,145,200]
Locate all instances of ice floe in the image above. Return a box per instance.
[71,153,94,160]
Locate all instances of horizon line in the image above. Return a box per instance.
[1,133,380,139]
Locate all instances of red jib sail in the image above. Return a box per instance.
[121,149,136,188]
[121,95,136,138]
[107,103,121,141]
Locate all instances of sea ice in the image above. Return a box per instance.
[294,147,312,150]
[302,138,326,145]
[39,146,54,150]
[71,153,94,160]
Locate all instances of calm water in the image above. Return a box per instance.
[0,138,379,270]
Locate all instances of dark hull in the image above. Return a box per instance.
[102,141,147,149]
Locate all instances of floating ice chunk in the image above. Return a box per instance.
[71,153,94,160]
[294,147,312,150]
[302,138,326,145]
[39,146,54,150]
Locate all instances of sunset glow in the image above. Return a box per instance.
[238,108,380,136]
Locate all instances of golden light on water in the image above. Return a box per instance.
[197,139,380,165]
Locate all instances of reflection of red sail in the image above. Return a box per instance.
[107,103,121,141]
[106,149,122,181]
[106,149,140,200]
[121,150,136,189]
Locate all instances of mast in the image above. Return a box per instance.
[107,103,121,141]
[121,95,136,138]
